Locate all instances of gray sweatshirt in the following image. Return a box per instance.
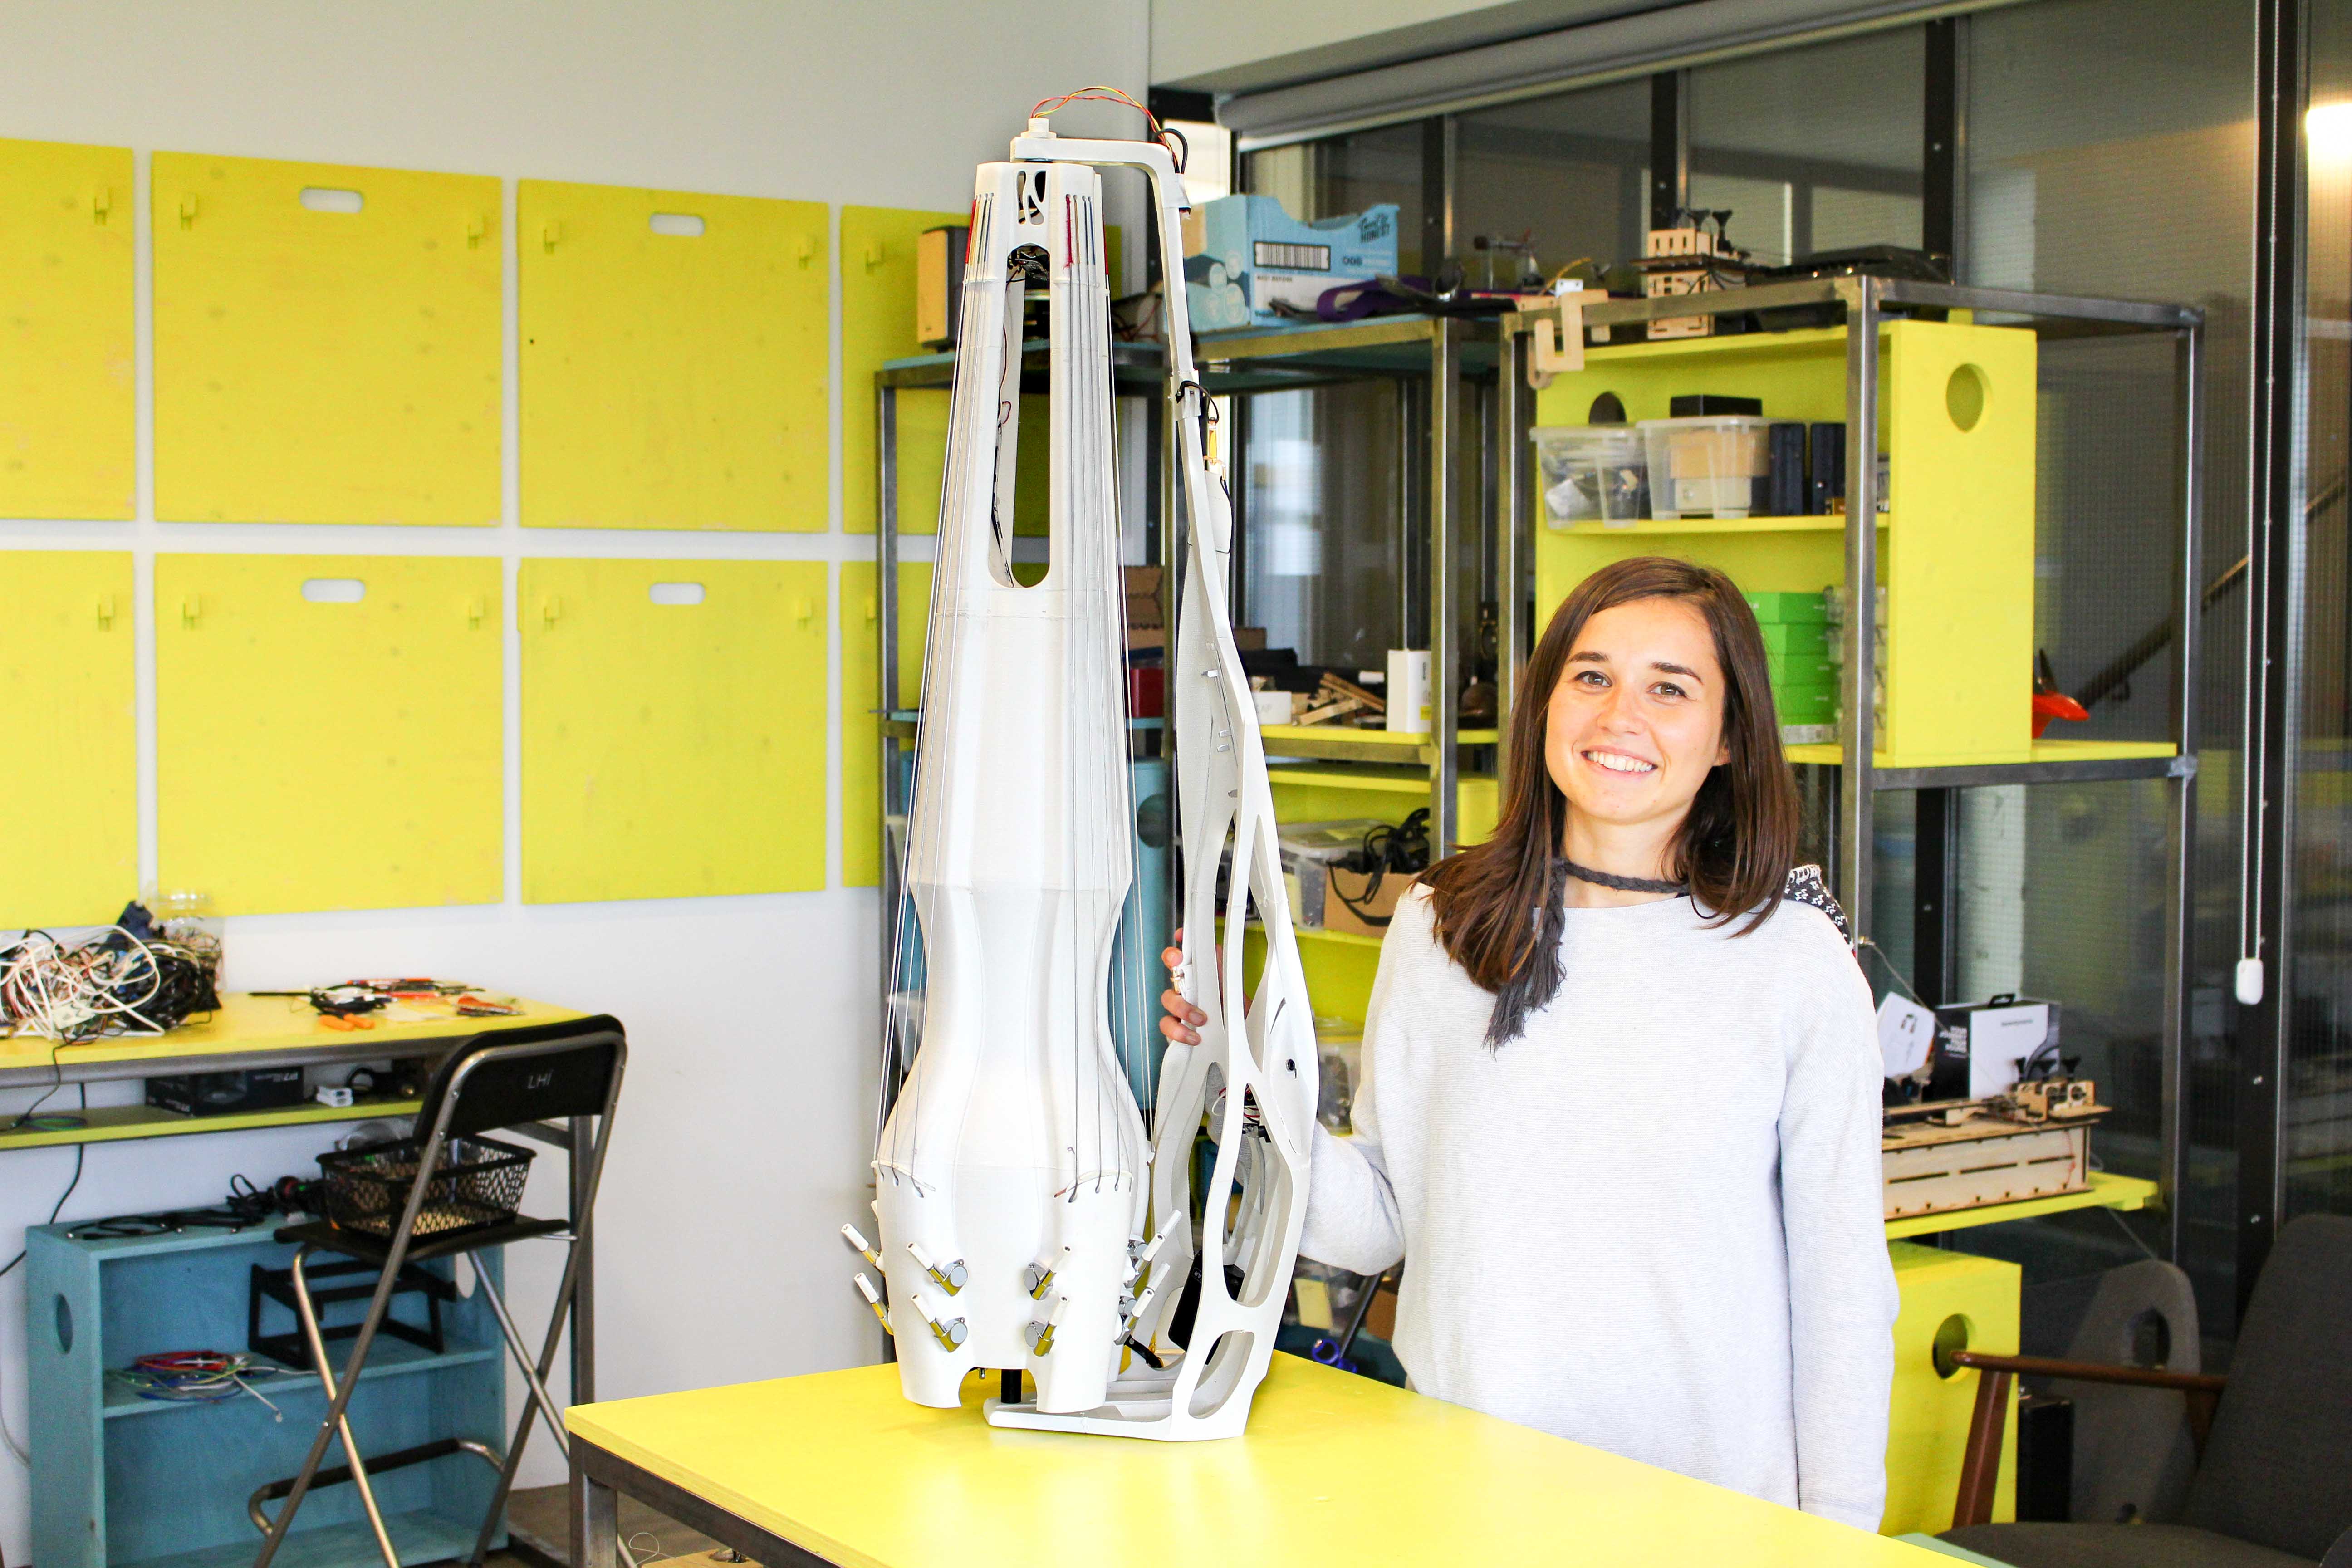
[1301,882,1898,1532]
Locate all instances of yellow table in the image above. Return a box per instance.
[0,990,581,1149]
[564,1357,1946,1568]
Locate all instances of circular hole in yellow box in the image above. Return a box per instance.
[1932,1312,1975,1378]
[1947,363,1988,432]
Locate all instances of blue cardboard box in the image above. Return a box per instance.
[1183,195,1401,330]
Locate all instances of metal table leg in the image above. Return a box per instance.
[572,1457,620,1568]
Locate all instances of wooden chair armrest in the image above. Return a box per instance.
[1948,1352,2225,1529]
[1949,1350,2226,1394]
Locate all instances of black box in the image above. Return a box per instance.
[2016,1392,2075,1522]
[1768,422,1808,516]
[1669,393,1763,417]
[1808,421,1846,513]
[146,1066,305,1117]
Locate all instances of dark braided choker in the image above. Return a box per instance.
[1483,858,1688,1051]
[1558,858,1686,895]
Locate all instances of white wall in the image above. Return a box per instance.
[0,3,1146,1559]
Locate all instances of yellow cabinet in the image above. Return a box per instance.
[1882,1241,2020,1535]
[1533,320,2039,768]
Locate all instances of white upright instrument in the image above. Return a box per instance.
[853,105,1317,1440]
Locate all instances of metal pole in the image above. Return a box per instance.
[1494,325,1528,794]
[1431,318,1462,855]
[287,1248,400,1568]
[873,379,901,1364]
[1838,278,1880,938]
[2162,318,2207,1263]
[570,1461,618,1568]
[2237,0,2303,1310]
[569,1114,594,1406]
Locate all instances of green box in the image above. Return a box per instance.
[1769,654,1837,688]
[1757,621,1828,656]
[1744,589,1831,626]
[1773,685,1838,724]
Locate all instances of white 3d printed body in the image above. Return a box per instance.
[863,120,1316,1440]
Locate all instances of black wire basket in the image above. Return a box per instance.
[317,1135,534,1240]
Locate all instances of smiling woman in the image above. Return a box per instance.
[1163,554,1895,1531]
[1426,556,1800,1049]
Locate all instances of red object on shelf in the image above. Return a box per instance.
[1128,666,1165,719]
[2030,690,2090,740]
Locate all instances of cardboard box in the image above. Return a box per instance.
[916,225,968,350]
[1182,195,1401,330]
[1324,864,1409,937]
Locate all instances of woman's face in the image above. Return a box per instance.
[1544,595,1731,841]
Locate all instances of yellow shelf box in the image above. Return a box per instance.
[1535,319,2038,769]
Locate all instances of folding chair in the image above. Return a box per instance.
[251,1015,628,1568]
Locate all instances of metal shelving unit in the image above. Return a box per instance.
[1187,314,1501,854]
[1499,276,2206,1247]
[870,317,1504,1039]
[867,313,1507,1173]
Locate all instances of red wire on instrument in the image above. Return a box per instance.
[1027,87,1185,167]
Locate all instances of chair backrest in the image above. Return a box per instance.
[413,1014,627,1142]
[2183,1213,2352,1558]
[2057,1258,2200,1524]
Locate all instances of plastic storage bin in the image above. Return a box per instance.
[1531,425,1649,526]
[1639,414,1771,519]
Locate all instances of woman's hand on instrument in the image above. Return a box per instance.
[1160,927,1206,1046]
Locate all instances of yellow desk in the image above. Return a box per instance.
[0,990,581,1149]
[565,1357,1944,1568]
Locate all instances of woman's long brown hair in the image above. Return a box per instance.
[1421,556,1803,1048]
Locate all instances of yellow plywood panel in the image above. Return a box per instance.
[156,554,502,914]
[842,206,965,536]
[1882,1242,2019,1535]
[0,552,135,922]
[519,181,828,530]
[152,153,500,524]
[838,560,931,887]
[0,140,133,518]
[521,559,827,902]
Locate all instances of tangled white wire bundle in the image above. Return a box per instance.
[0,927,168,1042]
